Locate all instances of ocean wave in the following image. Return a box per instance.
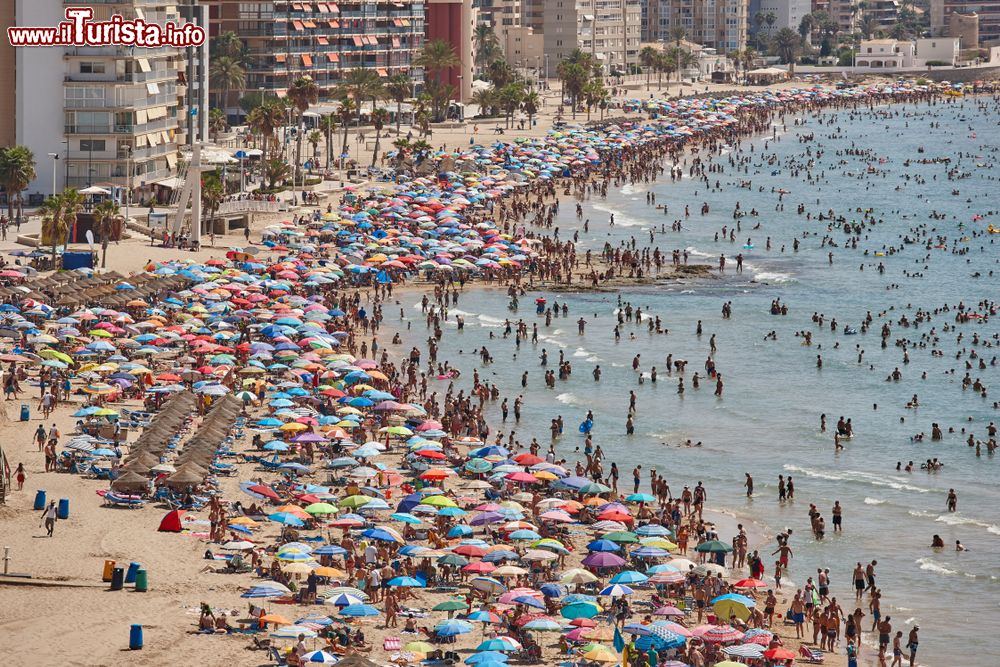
[933,513,1000,535]
[753,271,795,284]
[684,246,715,259]
[621,183,638,195]
[864,497,887,505]
[572,347,591,358]
[537,335,567,349]
[586,355,601,363]
[477,314,504,327]
[916,557,956,575]
[592,203,645,228]
[783,464,932,493]
[449,309,474,317]
[556,392,586,407]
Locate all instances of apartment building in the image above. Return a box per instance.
[2,0,208,200]
[543,0,643,73]
[643,0,748,52]
[206,0,425,105]
[931,0,998,45]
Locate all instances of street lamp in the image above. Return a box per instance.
[125,146,132,222]
[46,153,59,198]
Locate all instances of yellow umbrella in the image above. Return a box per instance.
[40,349,72,364]
[278,422,308,432]
[230,516,258,527]
[404,641,435,653]
[313,566,347,578]
[582,646,619,663]
[282,562,312,574]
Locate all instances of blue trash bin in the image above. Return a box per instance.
[129,624,143,650]
[33,489,46,510]
[20,404,29,421]
[57,498,70,520]
[125,561,141,584]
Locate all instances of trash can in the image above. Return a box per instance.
[129,624,143,650]
[110,567,124,590]
[57,498,70,520]
[103,559,116,582]
[33,489,46,510]
[125,561,141,584]
[134,569,148,592]
[19,404,29,421]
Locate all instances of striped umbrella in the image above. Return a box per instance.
[723,643,764,659]
[702,624,744,644]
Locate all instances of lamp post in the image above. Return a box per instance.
[46,153,59,198]
[125,146,132,222]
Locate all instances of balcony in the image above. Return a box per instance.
[65,125,136,135]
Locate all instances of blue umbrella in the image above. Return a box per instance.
[339,603,380,617]
[435,619,474,636]
[610,571,649,584]
[387,576,425,588]
[465,651,509,664]
[587,539,621,552]
[268,512,305,527]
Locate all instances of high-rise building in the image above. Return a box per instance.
[746,0,810,36]
[931,0,995,45]
[1,0,206,200]
[543,0,643,74]
[206,0,425,111]
[425,0,476,101]
[642,0,748,52]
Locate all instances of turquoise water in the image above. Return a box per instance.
[391,96,1000,666]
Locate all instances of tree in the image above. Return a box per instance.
[798,13,816,41]
[200,172,224,243]
[740,48,757,84]
[486,59,515,88]
[668,46,695,83]
[93,199,120,268]
[341,68,385,127]
[765,12,777,32]
[639,46,659,90]
[209,107,227,143]
[319,114,336,170]
[473,25,502,71]
[287,76,319,181]
[754,12,766,48]
[582,79,607,120]
[307,130,323,172]
[773,28,802,70]
[209,55,245,112]
[521,91,539,126]
[414,39,460,121]
[557,50,595,119]
[385,73,411,135]
[497,82,525,128]
[247,101,284,160]
[211,31,247,66]
[471,88,498,117]
[370,108,390,168]
[670,25,686,50]
[0,145,36,225]
[337,98,357,161]
[654,51,675,89]
[262,158,290,190]
[41,189,82,267]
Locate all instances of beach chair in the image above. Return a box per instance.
[384,636,402,652]
[798,645,825,663]
[268,646,288,666]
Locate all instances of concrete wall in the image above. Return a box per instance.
[0,1,16,148]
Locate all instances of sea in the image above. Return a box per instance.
[390,95,1000,666]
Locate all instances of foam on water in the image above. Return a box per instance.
[592,203,645,228]
[933,513,1000,535]
[864,497,887,505]
[783,465,932,493]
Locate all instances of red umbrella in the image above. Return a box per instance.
[513,453,543,465]
[763,647,796,660]
[246,484,281,501]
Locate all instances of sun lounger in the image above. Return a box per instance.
[103,491,145,508]
[799,645,825,663]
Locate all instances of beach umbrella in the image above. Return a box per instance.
[711,593,755,623]
[694,540,733,553]
[693,563,729,577]
[387,576,425,588]
[432,599,470,612]
[723,644,764,660]
[327,593,364,607]
[465,651,509,664]
[339,603,380,617]
[587,539,621,552]
[763,647,797,661]
[560,601,601,620]
[523,618,562,632]
[702,625,744,644]
[271,625,317,639]
[610,571,648,584]
[465,610,502,624]
[476,638,520,652]
[636,524,671,537]
[435,619,473,636]
[581,646,618,663]
[301,650,340,663]
[733,578,767,589]
[560,568,598,585]
[581,552,626,569]
[598,584,634,597]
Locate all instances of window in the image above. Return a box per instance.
[80,139,106,152]
[80,62,106,74]
[65,86,106,106]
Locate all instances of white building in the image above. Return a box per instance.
[855,39,915,68]
[2,0,208,203]
[915,37,961,65]
[756,0,811,35]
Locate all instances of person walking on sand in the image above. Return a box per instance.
[40,499,58,536]
[15,462,25,490]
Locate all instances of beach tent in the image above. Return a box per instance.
[158,509,185,532]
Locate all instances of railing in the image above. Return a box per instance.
[217,200,281,215]
[65,124,136,134]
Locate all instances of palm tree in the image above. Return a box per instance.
[92,199,120,268]
[262,159,290,190]
[385,73,411,135]
[497,82,524,128]
[414,39,460,122]
[582,79,607,120]
[773,28,801,71]
[307,130,323,172]
[653,51,674,89]
[286,76,319,181]
[337,98,357,162]
[319,114,337,170]
[209,55,245,113]
[668,46,696,83]
[486,59,515,88]
[247,101,284,160]
[201,172,224,242]
[639,46,659,90]
[211,31,248,66]
[341,68,385,126]
[521,91,539,127]
[473,25,502,71]
[209,108,227,143]
[39,196,64,268]
[557,51,594,119]
[471,88,497,117]
[740,48,757,84]
[765,12,777,32]
[0,145,36,225]
[370,108,390,168]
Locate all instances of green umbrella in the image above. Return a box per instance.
[339,495,374,508]
[304,502,338,515]
[602,531,639,543]
[433,599,470,612]
[694,539,734,553]
[437,553,470,567]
